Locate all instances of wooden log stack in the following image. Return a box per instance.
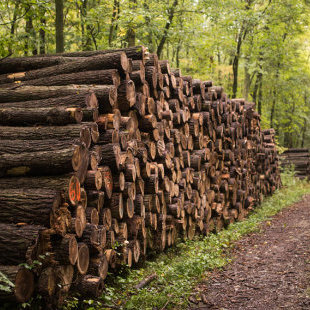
[280,148,310,179]
[0,46,281,305]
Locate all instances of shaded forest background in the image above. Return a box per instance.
[1,0,310,148]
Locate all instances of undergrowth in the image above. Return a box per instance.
[66,171,310,310]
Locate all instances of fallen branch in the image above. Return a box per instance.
[135,273,157,290]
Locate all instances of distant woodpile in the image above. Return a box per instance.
[0,46,281,306]
[280,148,310,179]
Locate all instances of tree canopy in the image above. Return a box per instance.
[1,0,310,148]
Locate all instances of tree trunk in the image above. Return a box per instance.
[25,7,37,56]
[126,0,137,47]
[55,0,64,53]
[39,16,46,55]
[157,0,178,58]
[108,0,119,46]
[8,0,21,55]
[258,73,263,116]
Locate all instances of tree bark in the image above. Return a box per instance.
[0,56,74,74]
[0,188,62,226]
[0,223,46,264]
[0,92,98,110]
[55,0,64,53]
[108,0,120,46]
[0,107,83,125]
[0,145,87,177]
[0,124,91,146]
[0,53,128,83]
[1,69,120,88]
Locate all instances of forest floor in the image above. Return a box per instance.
[190,194,310,310]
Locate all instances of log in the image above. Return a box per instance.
[37,267,56,297]
[52,234,79,265]
[0,145,88,178]
[55,265,74,295]
[88,254,108,280]
[84,170,103,191]
[76,243,90,275]
[0,266,34,303]
[73,275,104,298]
[0,92,98,109]
[116,80,136,112]
[12,69,120,87]
[0,223,46,264]
[0,189,61,226]
[0,56,74,74]
[0,124,91,147]
[0,85,116,109]
[98,166,114,199]
[98,143,121,171]
[106,193,124,220]
[0,175,80,205]
[0,107,83,125]
[0,52,128,82]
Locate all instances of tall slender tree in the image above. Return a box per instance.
[55,0,64,53]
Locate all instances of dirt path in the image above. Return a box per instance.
[190,195,310,310]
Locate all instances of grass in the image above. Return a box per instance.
[71,172,310,310]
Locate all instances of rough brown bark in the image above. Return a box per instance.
[0,56,74,74]
[0,52,128,83]
[0,107,83,125]
[0,145,88,177]
[0,86,116,109]
[0,125,91,147]
[0,188,62,226]
[0,174,80,206]
[1,69,120,88]
[0,223,46,264]
[0,92,98,109]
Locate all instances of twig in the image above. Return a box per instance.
[135,272,158,290]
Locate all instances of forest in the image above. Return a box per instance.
[1,0,310,148]
[1,1,310,309]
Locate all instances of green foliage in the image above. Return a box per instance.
[0,271,14,293]
[72,174,309,310]
[1,0,310,147]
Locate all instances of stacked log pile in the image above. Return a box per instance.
[280,148,310,179]
[0,46,281,305]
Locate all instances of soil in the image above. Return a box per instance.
[190,195,310,310]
